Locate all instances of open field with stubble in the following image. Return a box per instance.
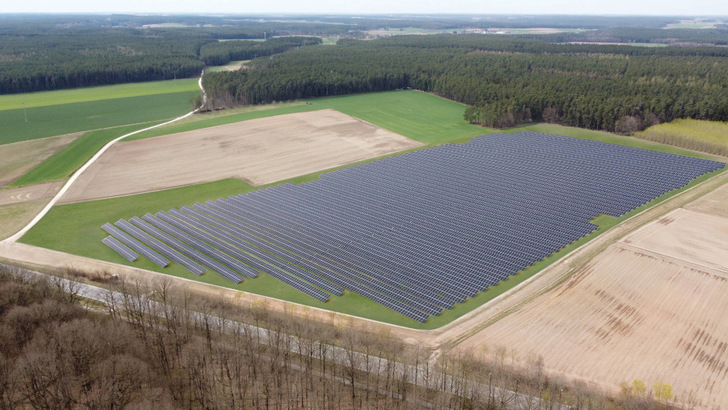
[454,181,728,408]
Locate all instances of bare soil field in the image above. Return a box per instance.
[686,180,728,218]
[624,209,728,272]
[0,134,78,187]
[0,181,63,206]
[59,109,421,203]
[453,182,728,408]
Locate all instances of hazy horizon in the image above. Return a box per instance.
[1,0,727,17]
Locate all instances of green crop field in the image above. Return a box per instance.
[635,119,728,157]
[10,122,163,187]
[0,92,200,145]
[0,79,199,111]
[131,90,488,144]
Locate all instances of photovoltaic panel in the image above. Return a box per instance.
[101,223,170,268]
[102,236,139,262]
[115,219,206,276]
[100,132,725,323]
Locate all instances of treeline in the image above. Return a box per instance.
[0,28,208,94]
[0,263,676,409]
[0,17,333,94]
[203,35,728,132]
[529,27,728,46]
[200,37,323,66]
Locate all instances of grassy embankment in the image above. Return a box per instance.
[19,90,728,329]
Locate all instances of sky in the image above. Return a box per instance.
[1,0,727,16]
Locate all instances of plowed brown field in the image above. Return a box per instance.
[59,109,421,203]
[454,182,728,407]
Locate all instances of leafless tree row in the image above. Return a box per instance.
[0,263,674,409]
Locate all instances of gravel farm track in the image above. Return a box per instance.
[1,71,728,405]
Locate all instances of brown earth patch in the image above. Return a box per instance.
[59,109,421,204]
[685,180,728,218]
[0,181,63,206]
[623,208,728,272]
[0,133,78,187]
[454,244,728,407]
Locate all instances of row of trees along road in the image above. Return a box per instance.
[0,263,679,409]
[203,34,728,133]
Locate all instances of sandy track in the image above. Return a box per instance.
[59,109,421,204]
[0,133,78,187]
[452,178,728,407]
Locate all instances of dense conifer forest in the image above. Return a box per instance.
[203,35,728,132]
[3,14,728,131]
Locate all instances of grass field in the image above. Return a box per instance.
[0,91,200,145]
[0,79,199,111]
[634,119,728,157]
[206,60,250,72]
[10,123,163,188]
[131,90,488,144]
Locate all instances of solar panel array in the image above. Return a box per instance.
[101,132,725,322]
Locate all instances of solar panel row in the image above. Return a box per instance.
[100,132,725,322]
[101,223,170,268]
[102,236,139,262]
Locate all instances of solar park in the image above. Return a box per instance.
[100,131,725,323]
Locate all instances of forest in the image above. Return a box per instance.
[203,35,728,132]
[0,17,330,94]
[0,263,669,409]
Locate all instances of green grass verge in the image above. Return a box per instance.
[0,79,199,111]
[0,91,200,145]
[9,123,163,187]
[130,90,488,144]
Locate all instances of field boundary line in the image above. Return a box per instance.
[1,72,206,245]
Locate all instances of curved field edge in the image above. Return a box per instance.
[18,160,727,330]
